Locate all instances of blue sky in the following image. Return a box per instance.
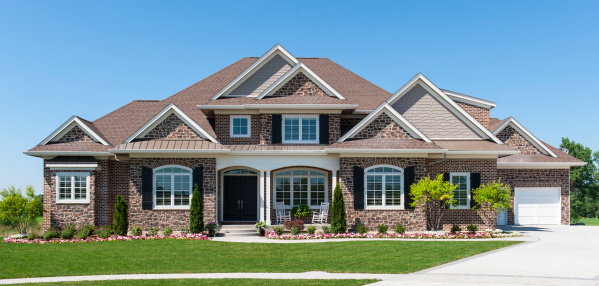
[1,1,597,194]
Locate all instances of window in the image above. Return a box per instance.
[224,169,257,175]
[364,166,403,208]
[154,166,193,209]
[56,173,90,203]
[274,169,326,207]
[282,115,318,143]
[450,173,470,209]
[230,115,251,137]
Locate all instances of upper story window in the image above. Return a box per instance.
[274,169,327,208]
[56,172,90,203]
[230,115,251,138]
[364,166,403,209]
[450,173,470,209]
[154,165,193,209]
[282,115,318,143]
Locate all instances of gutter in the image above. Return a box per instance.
[197,104,359,110]
[497,161,588,169]
[23,151,114,157]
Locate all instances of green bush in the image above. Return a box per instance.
[163,226,172,236]
[27,231,39,240]
[43,228,59,240]
[0,185,43,234]
[322,225,331,234]
[76,227,91,239]
[96,226,111,238]
[330,183,347,234]
[291,204,310,218]
[273,226,284,235]
[306,225,316,235]
[130,225,142,236]
[409,174,457,231]
[60,225,77,239]
[395,222,406,234]
[377,224,388,234]
[148,227,159,236]
[355,223,367,234]
[467,223,478,233]
[290,227,300,235]
[450,224,461,234]
[113,194,129,236]
[189,184,204,234]
[83,224,95,236]
[179,225,190,235]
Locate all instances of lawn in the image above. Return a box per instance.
[14,279,379,286]
[577,218,599,226]
[0,239,519,279]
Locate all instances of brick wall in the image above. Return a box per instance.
[272,72,329,97]
[456,102,490,130]
[215,114,261,144]
[496,125,542,155]
[353,113,413,139]
[56,126,94,142]
[257,113,340,145]
[498,168,570,225]
[143,113,201,140]
[94,160,130,226]
[259,114,272,145]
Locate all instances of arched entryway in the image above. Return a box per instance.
[222,168,259,222]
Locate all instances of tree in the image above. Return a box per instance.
[189,184,204,233]
[561,138,599,222]
[0,185,42,234]
[409,174,457,231]
[471,179,511,228]
[113,194,128,236]
[330,183,346,233]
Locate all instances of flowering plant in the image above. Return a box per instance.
[266,231,522,240]
[4,233,210,244]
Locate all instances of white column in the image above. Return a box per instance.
[266,170,272,225]
[331,170,337,202]
[259,171,265,223]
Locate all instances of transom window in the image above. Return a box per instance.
[224,169,257,175]
[56,173,90,203]
[275,169,326,207]
[364,166,403,208]
[230,115,251,137]
[154,166,192,209]
[282,115,318,143]
[450,173,470,209]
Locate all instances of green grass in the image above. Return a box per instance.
[577,218,599,225]
[14,279,379,286]
[0,239,519,279]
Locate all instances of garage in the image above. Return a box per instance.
[515,187,561,225]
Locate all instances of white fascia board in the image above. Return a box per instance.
[230,150,327,155]
[196,104,358,110]
[39,116,109,146]
[110,149,230,154]
[443,90,496,109]
[255,63,346,100]
[23,151,114,157]
[325,148,446,154]
[125,103,218,143]
[492,117,557,157]
[45,164,99,168]
[210,44,299,100]
[386,74,503,144]
[497,162,587,169]
[446,150,520,155]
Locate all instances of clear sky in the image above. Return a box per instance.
[1,1,597,194]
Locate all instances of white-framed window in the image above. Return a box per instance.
[153,165,193,209]
[56,172,90,203]
[274,169,327,207]
[282,115,319,143]
[230,115,251,138]
[450,173,470,209]
[364,165,403,209]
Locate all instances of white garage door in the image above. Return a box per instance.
[515,187,561,225]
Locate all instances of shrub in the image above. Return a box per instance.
[96,226,111,238]
[43,228,59,240]
[254,222,268,233]
[377,224,389,234]
[467,223,478,233]
[179,226,190,235]
[355,223,367,234]
[395,223,406,234]
[148,227,159,236]
[290,227,300,235]
[0,185,43,234]
[472,179,512,228]
[113,194,129,236]
[27,232,39,240]
[409,174,457,230]
[273,226,284,235]
[205,222,221,237]
[76,227,91,239]
[189,184,204,234]
[450,224,461,234]
[330,183,347,234]
[83,224,95,236]
[306,225,316,235]
[322,225,331,234]
[130,225,142,236]
[283,219,305,231]
[291,204,310,218]
[60,225,77,239]
[163,226,172,236]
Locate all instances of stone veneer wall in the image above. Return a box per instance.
[143,114,201,140]
[456,102,490,130]
[496,125,542,155]
[353,113,413,139]
[215,114,261,145]
[498,168,570,225]
[272,72,329,97]
[56,126,94,142]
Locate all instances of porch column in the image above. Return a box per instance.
[266,170,272,225]
[331,170,337,202]
[259,170,265,222]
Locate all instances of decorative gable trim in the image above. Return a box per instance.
[339,103,431,142]
[124,103,218,143]
[39,116,110,146]
[386,73,503,144]
[211,44,299,100]
[493,117,557,157]
[255,62,345,100]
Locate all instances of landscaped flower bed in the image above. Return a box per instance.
[265,231,522,240]
[3,233,210,244]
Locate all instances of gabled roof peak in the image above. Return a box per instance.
[492,117,557,157]
[39,115,110,146]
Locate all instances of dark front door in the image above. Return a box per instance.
[223,176,258,221]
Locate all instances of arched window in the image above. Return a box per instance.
[364,165,403,208]
[274,169,327,207]
[154,165,193,208]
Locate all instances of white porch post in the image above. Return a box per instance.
[331,170,337,202]
[266,170,272,225]
[259,170,265,222]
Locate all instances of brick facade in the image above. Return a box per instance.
[496,125,542,155]
[215,114,261,144]
[56,126,94,142]
[143,113,201,140]
[272,72,329,97]
[354,113,414,139]
[456,102,490,130]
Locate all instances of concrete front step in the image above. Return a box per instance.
[219,225,258,237]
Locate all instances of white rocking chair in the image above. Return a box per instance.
[274,202,291,224]
[312,202,330,224]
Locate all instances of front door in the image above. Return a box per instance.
[223,176,258,221]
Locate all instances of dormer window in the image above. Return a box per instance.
[230,115,251,138]
[282,115,318,144]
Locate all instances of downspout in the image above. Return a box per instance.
[426,153,447,166]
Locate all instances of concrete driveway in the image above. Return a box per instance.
[375,225,599,286]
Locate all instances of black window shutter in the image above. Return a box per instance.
[404,166,415,209]
[319,114,330,144]
[272,114,282,144]
[442,172,450,209]
[193,166,204,195]
[353,166,364,210]
[470,173,481,209]
[141,166,153,210]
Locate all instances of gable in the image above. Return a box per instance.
[141,113,202,140]
[228,54,292,97]
[391,84,480,139]
[354,112,415,139]
[496,125,542,155]
[54,125,95,143]
[271,72,329,97]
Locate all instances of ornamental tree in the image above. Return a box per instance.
[0,185,43,234]
[113,194,129,236]
[409,174,457,231]
[330,183,347,234]
[189,184,204,234]
[472,179,511,228]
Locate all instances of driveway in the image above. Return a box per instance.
[374,225,599,286]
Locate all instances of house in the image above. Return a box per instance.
[25,45,585,232]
